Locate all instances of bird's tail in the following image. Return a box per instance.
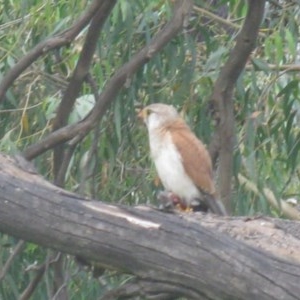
[204,193,227,216]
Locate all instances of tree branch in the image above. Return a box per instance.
[52,0,117,179]
[0,153,299,300]
[0,0,104,103]
[209,0,266,213]
[238,173,300,221]
[23,0,194,161]
[20,253,62,300]
[0,240,25,281]
[20,264,46,300]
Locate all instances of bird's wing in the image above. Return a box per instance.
[166,119,216,196]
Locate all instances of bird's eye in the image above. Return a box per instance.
[138,108,152,121]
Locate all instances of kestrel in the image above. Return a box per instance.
[138,103,226,215]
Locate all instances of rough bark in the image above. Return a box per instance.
[209,0,266,214]
[0,153,300,300]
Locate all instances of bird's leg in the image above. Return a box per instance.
[157,191,193,212]
[169,194,193,212]
[178,203,193,213]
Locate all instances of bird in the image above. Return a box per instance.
[138,103,227,215]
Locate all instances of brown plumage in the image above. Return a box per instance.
[139,103,226,215]
[164,119,216,195]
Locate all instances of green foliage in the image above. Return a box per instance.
[1,0,300,298]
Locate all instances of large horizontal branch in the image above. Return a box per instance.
[0,153,299,300]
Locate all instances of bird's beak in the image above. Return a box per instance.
[137,108,147,122]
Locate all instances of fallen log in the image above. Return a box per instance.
[0,153,299,300]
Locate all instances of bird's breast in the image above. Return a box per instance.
[148,130,200,202]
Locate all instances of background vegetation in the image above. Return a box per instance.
[0,0,299,299]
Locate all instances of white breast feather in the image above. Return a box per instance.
[149,130,200,203]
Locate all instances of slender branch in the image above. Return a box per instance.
[0,240,25,281]
[52,254,68,300]
[193,5,240,30]
[0,0,104,103]
[23,0,194,161]
[52,0,117,178]
[193,5,266,37]
[20,265,46,300]
[20,253,62,300]
[86,0,194,125]
[78,74,101,196]
[237,173,300,221]
[53,1,116,130]
[251,62,300,72]
[23,121,92,160]
[209,0,266,213]
[54,132,86,187]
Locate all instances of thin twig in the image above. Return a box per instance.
[237,173,300,220]
[0,240,25,281]
[78,75,101,196]
[193,5,241,30]
[193,5,266,37]
[20,253,62,300]
[0,0,103,103]
[20,265,46,300]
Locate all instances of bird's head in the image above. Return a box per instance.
[138,103,179,131]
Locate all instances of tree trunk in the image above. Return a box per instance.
[0,153,299,300]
